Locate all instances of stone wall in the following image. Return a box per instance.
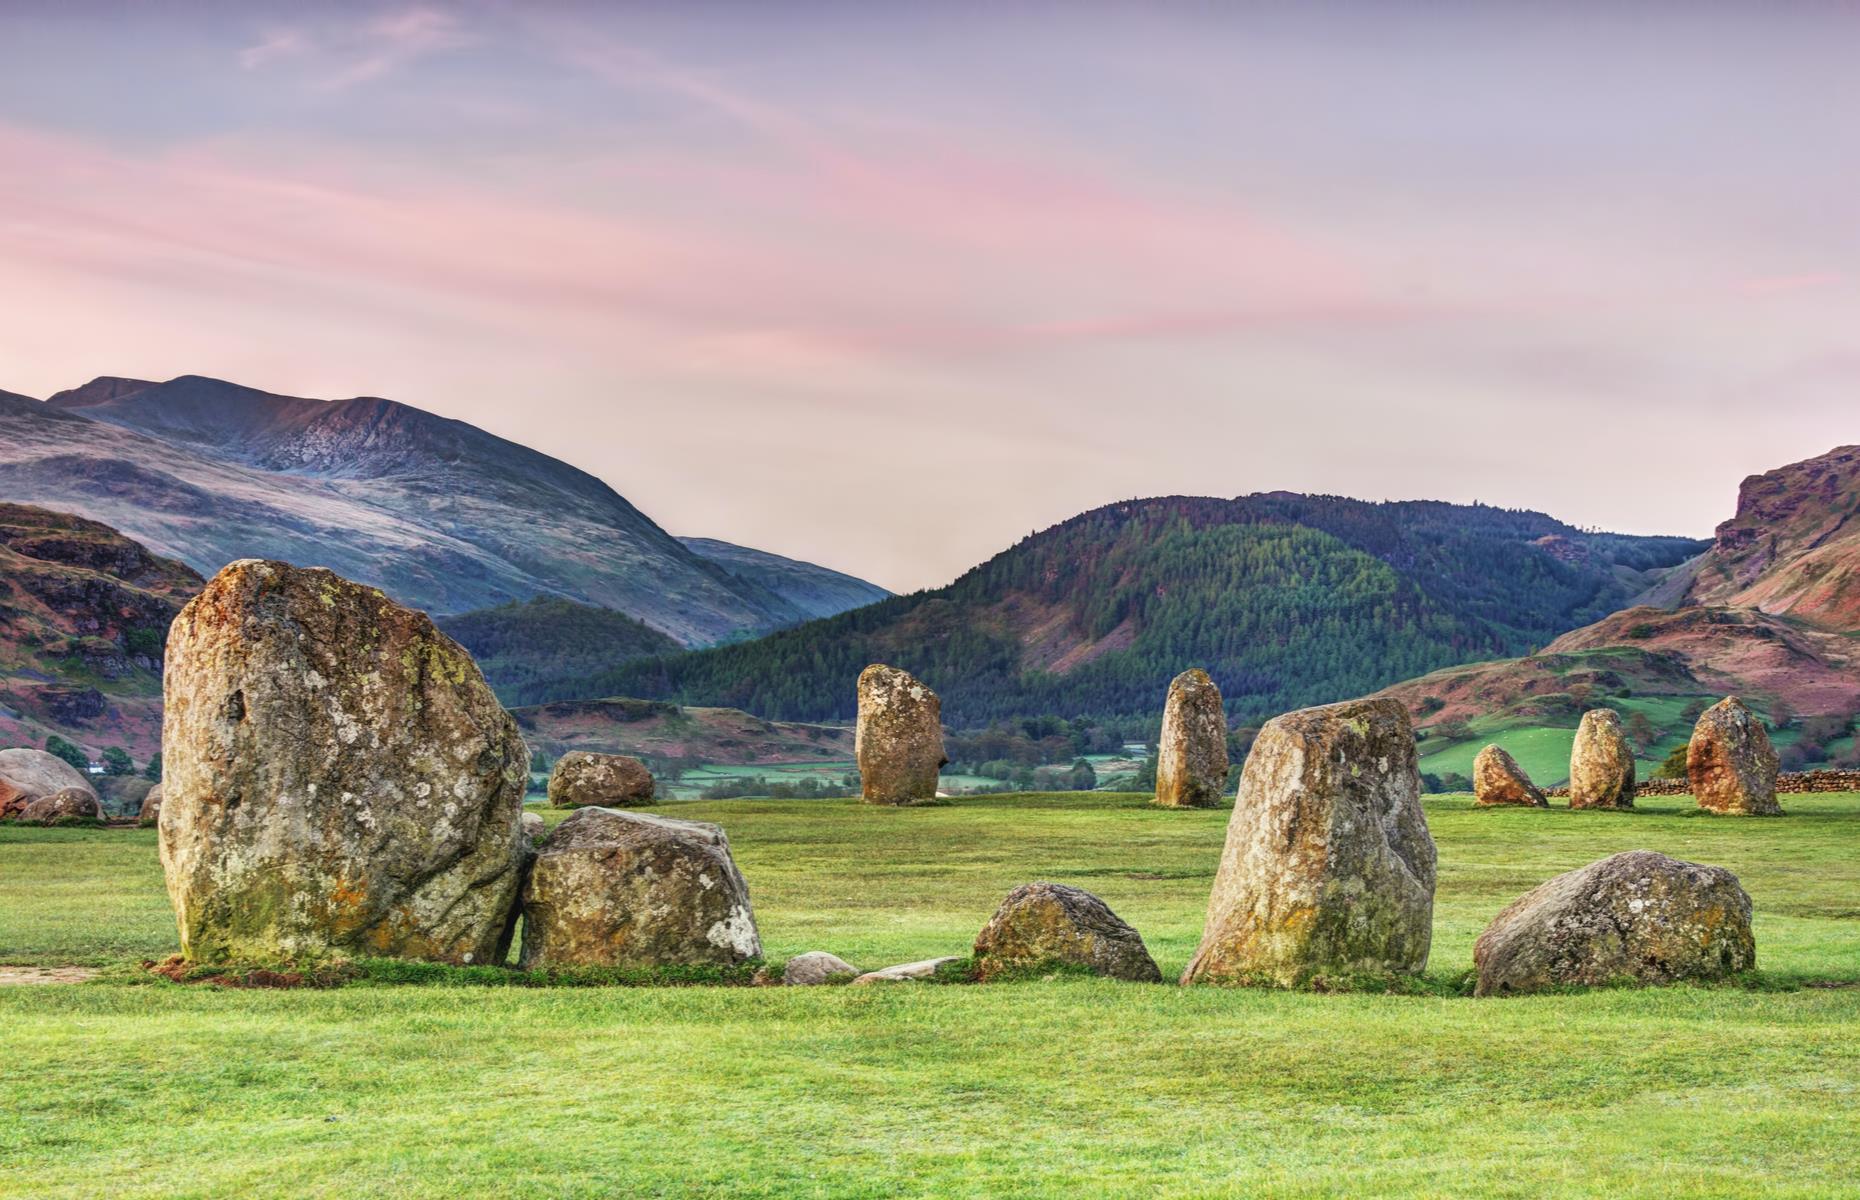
[1542,769,1860,798]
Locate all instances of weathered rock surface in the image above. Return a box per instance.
[782,950,860,986]
[1472,745,1548,808]
[1182,697,1436,987]
[1688,697,1782,816]
[855,664,946,805]
[0,749,95,821]
[519,810,547,845]
[518,807,760,970]
[137,782,163,827]
[546,751,655,808]
[1473,850,1755,996]
[1569,709,1636,810]
[853,956,960,984]
[19,787,101,825]
[159,559,530,965]
[1154,668,1229,808]
[972,881,1161,981]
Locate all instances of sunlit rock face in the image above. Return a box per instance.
[855,664,946,805]
[1688,698,1782,816]
[1569,709,1636,811]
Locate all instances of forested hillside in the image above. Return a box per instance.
[438,598,682,702]
[534,495,1703,725]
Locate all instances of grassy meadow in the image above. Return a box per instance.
[4,791,1860,1197]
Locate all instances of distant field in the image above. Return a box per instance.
[4,791,1860,1196]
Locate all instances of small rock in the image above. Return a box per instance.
[1569,709,1636,810]
[18,787,101,825]
[1474,850,1755,996]
[782,951,860,986]
[0,748,96,821]
[972,882,1161,981]
[547,751,655,808]
[1472,745,1548,808]
[855,664,947,805]
[1153,669,1229,808]
[519,807,761,970]
[853,956,961,984]
[1688,697,1782,816]
[518,810,547,845]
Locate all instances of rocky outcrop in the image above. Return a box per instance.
[1472,745,1547,808]
[782,951,860,986]
[1473,850,1755,996]
[0,748,95,821]
[1688,698,1782,816]
[1568,709,1636,810]
[853,957,960,984]
[18,786,101,825]
[137,782,163,827]
[1182,697,1437,987]
[855,664,946,805]
[546,751,655,808]
[972,881,1160,981]
[159,559,530,965]
[1153,669,1228,808]
[518,807,760,970]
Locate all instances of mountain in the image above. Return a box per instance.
[533,493,1705,725]
[437,598,682,702]
[679,537,891,623]
[0,375,881,644]
[0,503,202,759]
[1379,445,1860,786]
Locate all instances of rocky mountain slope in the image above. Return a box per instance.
[1,375,884,645]
[0,503,201,759]
[540,494,1704,725]
[679,538,891,622]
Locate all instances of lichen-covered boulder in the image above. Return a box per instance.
[1473,850,1755,996]
[137,782,163,827]
[855,664,946,805]
[1154,669,1228,808]
[1182,697,1437,987]
[972,881,1161,981]
[518,807,761,970]
[159,560,530,966]
[1472,745,1548,808]
[0,749,95,821]
[19,787,101,825]
[782,950,860,986]
[1569,709,1636,810]
[547,751,655,808]
[1688,698,1782,816]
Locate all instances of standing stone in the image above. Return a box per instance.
[1569,709,1636,811]
[18,787,102,825]
[547,751,655,808]
[160,560,530,966]
[137,782,163,828]
[0,748,96,821]
[1688,698,1782,816]
[519,807,761,970]
[1472,745,1548,808]
[972,881,1161,981]
[1181,697,1437,987]
[1153,669,1229,808]
[1473,850,1754,996]
[855,664,946,805]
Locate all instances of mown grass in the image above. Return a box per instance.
[4,791,1860,1197]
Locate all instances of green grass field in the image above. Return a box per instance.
[5,792,1860,1198]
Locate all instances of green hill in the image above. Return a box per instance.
[437,597,682,703]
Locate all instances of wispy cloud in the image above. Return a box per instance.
[237,28,309,71]
[235,6,473,89]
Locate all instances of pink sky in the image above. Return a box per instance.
[3,3,1858,590]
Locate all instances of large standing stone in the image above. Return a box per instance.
[0,749,95,821]
[972,881,1161,981]
[547,751,655,808]
[1688,698,1782,816]
[1181,697,1437,987]
[518,807,761,970]
[855,664,946,805]
[1473,850,1754,996]
[1472,745,1548,808]
[18,787,101,825]
[1153,669,1229,809]
[1568,709,1636,810]
[160,560,530,965]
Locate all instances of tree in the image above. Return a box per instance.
[44,735,87,773]
[143,751,162,782]
[1768,699,1796,731]
[1624,711,1656,748]
[1067,758,1097,791]
[1652,744,1689,780]
[101,746,134,776]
